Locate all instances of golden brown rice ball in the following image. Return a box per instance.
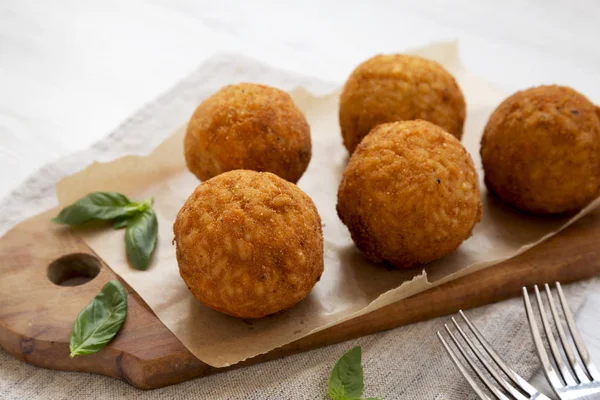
[184,83,311,183]
[337,120,481,268]
[173,170,324,318]
[481,85,600,214]
[339,54,466,153]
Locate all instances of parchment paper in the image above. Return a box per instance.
[56,42,600,368]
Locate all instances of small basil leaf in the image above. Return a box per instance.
[54,192,137,225]
[69,280,128,357]
[112,217,130,230]
[125,208,158,270]
[328,346,364,400]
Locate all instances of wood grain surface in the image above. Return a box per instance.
[0,207,598,389]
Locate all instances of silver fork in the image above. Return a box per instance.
[523,282,600,399]
[438,310,551,399]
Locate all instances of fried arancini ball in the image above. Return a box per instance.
[184,83,311,183]
[173,170,323,318]
[339,54,466,153]
[337,120,481,268]
[481,85,600,214]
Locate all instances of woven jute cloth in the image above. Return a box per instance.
[0,54,595,399]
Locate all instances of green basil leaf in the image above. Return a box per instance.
[54,192,138,225]
[328,346,365,400]
[112,217,130,230]
[69,280,128,357]
[125,208,158,270]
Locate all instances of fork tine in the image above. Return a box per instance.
[544,283,590,384]
[556,282,600,381]
[442,325,511,400]
[533,284,578,386]
[523,287,565,390]
[451,317,529,399]
[458,310,541,397]
[437,331,495,400]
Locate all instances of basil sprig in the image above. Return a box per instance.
[328,347,381,400]
[70,280,128,358]
[53,192,138,225]
[54,192,158,270]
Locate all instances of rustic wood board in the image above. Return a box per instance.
[1,207,599,389]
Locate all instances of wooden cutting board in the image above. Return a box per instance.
[1,206,599,389]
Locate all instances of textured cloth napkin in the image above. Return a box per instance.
[0,54,595,399]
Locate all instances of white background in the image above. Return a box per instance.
[1,0,600,396]
[2,0,600,201]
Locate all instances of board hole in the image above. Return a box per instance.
[47,253,101,287]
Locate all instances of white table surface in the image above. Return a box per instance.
[1,0,600,398]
